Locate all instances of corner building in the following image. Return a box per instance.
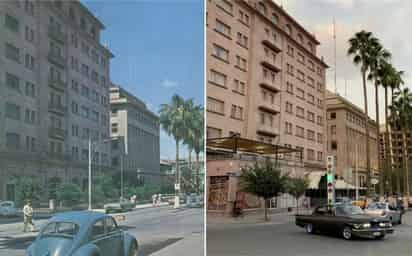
[0,1,113,201]
[206,0,328,213]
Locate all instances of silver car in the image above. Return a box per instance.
[364,202,402,224]
[26,211,138,256]
[0,200,18,217]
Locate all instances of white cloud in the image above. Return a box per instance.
[161,79,179,88]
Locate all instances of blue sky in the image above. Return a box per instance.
[82,0,204,160]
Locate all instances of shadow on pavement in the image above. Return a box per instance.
[139,237,182,256]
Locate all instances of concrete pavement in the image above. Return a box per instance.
[0,205,204,256]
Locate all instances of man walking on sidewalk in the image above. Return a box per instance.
[23,200,35,232]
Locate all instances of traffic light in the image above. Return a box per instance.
[326,156,335,205]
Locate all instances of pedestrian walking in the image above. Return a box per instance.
[152,194,157,206]
[23,200,35,232]
[158,194,162,205]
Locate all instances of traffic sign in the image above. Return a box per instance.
[326,155,336,205]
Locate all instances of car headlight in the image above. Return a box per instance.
[379,222,391,227]
[362,223,371,228]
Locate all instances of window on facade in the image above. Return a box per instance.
[209,69,227,87]
[297,70,305,82]
[258,2,266,15]
[287,45,294,57]
[307,77,315,88]
[6,72,20,93]
[307,149,315,160]
[233,79,245,94]
[25,54,35,70]
[307,111,315,122]
[81,106,89,118]
[286,63,294,76]
[286,24,292,35]
[5,102,21,120]
[216,0,233,14]
[285,101,293,113]
[330,112,336,119]
[230,105,243,120]
[25,26,35,42]
[308,60,315,71]
[285,122,293,134]
[207,127,222,139]
[331,141,338,150]
[5,14,19,32]
[307,94,315,104]
[317,151,323,161]
[286,82,293,94]
[317,133,323,143]
[298,34,304,44]
[296,126,304,138]
[296,88,305,99]
[215,19,231,37]
[271,13,279,24]
[5,43,20,62]
[207,97,225,115]
[212,44,229,62]
[317,82,323,92]
[307,130,315,141]
[235,55,247,71]
[238,9,249,25]
[317,115,323,125]
[6,133,20,150]
[237,32,248,48]
[25,82,36,97]
[296,106,304,118]
[331,125,336,135]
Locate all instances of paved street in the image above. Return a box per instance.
[0,206,204,256]
[207,211,412,256]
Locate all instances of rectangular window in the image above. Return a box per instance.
[216,0,233,14]
[207,97,225,115]
[233,79,246,94]
[235,55,247,71]
[296,88,305,99]
[25,26,34,42]
[207,127,222,139]
[81,106,89,118]
[317,115,323,125]
[6,72,20,93]
[307,149,315,160]
[215,19,231,37]
[296,106,304,118]
[307,77,315,88]
[81,64,89,78]
[307,111,315,122]
[286,63,294,76]
[5,14,19,32]
[72,101,78,114]
[81,85,89,98]
[307,94,315,104]
[5,102,21,120]
[91,110,99,122]
[209,69,227,87]
[25,53,35,70]
[6,132,20,150]
[317,133,323,143]
[285,122,293,134]
[5,43,20,62]
[297,52,305,64]
[238,9,249,26]
[307,130,315,141]
[230,105,243,120]
[287,45,294,57]
[331,125,336,135]
[296,126,304,138]
[297,70,305,82]
[317,151,323,161]
[212,44,229,62]
[285,102,293,114]
[25,82,36,97]
[286,82,293,94]
[237,32,248,48]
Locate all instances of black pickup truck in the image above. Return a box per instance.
[296,204,394,240]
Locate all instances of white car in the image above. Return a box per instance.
[364,202,402,224]
[0,201,18,217]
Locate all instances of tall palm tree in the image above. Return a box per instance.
[378,61,396,195]
[159,94,188,198]
[192,107,204,192]
[389,70,405,195]
[368,43,391,198]
[391,88,412,198]
[348,30,379,195]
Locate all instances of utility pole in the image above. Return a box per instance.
[88,138,92,211]
[120,153,124,199]
[355,143,359,201]
[333,18,337,94]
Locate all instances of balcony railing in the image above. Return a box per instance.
[48,102,67,115]
[259,100,280,114]
[48,127,66,140]
[48,76,67,91]
[48,25,66,44]
[48,52,66,68]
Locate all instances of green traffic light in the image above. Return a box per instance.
[327,174,334,182]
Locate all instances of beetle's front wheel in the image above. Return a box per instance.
[128,241,138,256]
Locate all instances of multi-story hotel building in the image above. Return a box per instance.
[206,0,328,213]
[110,85,160,185]
[0,1,113,201]
[207,0,328,172]
[326,90,378,188]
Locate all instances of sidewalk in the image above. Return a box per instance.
[207,208,312,229]
[150,233,204,256]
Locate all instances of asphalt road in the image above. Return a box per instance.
[0,206,204,256]
[207,211,412,256]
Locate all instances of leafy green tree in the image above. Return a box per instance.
[239,159,289,221]
[57,183,82,207]
[348,30,380,195]
[12,176,42,206]
[287,177,309,214]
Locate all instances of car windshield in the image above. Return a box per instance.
[336,205,364,216]
[367,203,386,210]
[41,222,79,238]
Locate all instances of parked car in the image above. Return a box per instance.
[0,201,18,217]
[186,193,203,208]
[296,204,394,240]
[364,202,402,224]
[26,211,138,256]
[104,199,135,214]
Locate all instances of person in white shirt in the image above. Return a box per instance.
[23,200,35,232]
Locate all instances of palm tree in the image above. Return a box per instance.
[348,30,379,195]
[367,42,391,198]
[391,88,412,198]
[159,94,188,200]
[378,61,396,195]
[389,70,405,195]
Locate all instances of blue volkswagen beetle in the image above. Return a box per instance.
[26,211,138,256]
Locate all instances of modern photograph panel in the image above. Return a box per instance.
[206,0,411,255]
